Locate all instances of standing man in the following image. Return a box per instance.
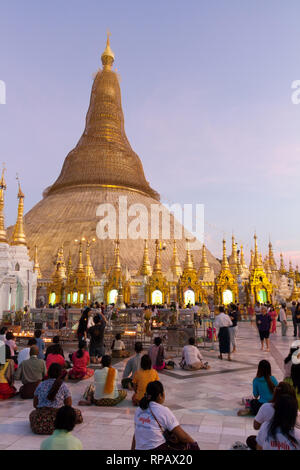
[257,306,272,351]
[291,301,297,337]
[279,303,288,337]
[88,313,106,364]
[229,304,238,353]
[214,306,232,361]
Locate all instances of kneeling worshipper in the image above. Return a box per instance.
[15,345,47,399]
[111,333,130,358]
[180,337,210,370]
[0,345,17,400]
[30,363,83,435]
[40,406,83,450]
[214,306,232,361]
[78,355,127,406]
[68,340,94,380]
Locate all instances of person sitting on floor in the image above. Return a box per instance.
[246,381,297,450]
[121,342,144,389]
[132,354,159,406]
[46,344,67,371]
[180,337,210,370]
[256,394,300,450]
[40,406,83,450]
[283,342,300,379]
[15,345,47,399]
[30,363,83,435]
[5,332,18,360]
[78,355,127,407]
[17,338,37,366]
[111,333,130,358]
[238,359,278,416]
[45,336,65,360]
[0,345,17,400]
[34,330,45,360]
[148,337,166,371]
[284,351,300,409]
[132,380,199,450]
[68,340,94,381]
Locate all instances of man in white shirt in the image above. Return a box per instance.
[180,337,210,370]
[17,338,37,365]
[214,306,232,361]
[279,303,288,336]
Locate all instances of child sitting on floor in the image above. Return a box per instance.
[111,333,130,358]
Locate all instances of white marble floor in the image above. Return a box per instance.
[0,322,295,450]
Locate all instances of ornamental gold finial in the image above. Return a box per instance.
[85,239,96,278]
[240,245,247,269]
[140,239,152,276]
[66,251,73,279]
[279,253,286,275]
[101,30,115,69]
[221,239,229,270]
[229,235,238,275]
[33,245,42,279]
[112,239,121,272]
[0,164,8,243]
[198,243,210,277]
[184,239,195,272]
[11,175,27,246]
[153,239,162,274]
[75,239,85,275]
[53,245,67,279]
[171,240,182,277]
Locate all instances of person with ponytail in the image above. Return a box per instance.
[68,340,94,380]
[249,360,278,415]
[256,394,300,450]
[132,381,199,450]
[30,363,83,434]
[79,355,127,406]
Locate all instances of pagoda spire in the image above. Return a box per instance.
[85,241,95,278]
[75,241,85,275]
[0,165,8,243]
[264,256,272,278]
[140,239,151,276]
[171,240,182,277]
[33,245,42,279]
[11,178,27,246]
[288,260,295,280]
[101,31,115,70]
[253,233,263,270]
[54,246,67,279]
[184,239,195,272]
[221,239,229,270]
[279,253,286,275]
[153,240,162,274]
[240,244,247,270]
[249,249,254,272]
[268,240,277,272]
[66,251,73,279]
[112,239,121,272]
[101,254,107,274]
[198,243,210,277]
[229,235,238,275]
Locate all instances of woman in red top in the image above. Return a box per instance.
[68,340,94,380]
[46,344,66,370]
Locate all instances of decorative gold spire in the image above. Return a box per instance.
[288,260,295,280]
[221,239,229,270]
[240,245,247,270]
[54,246,67,279]
[11,178,27,246]
[279,253,286,275]
[101,31,115,70]
[253,233,263,270]
[198,243,210,277]
[66,251,73,279]
[184,239,195,272]
[249,249,254,272]
[170,240,182,277]
[85,241,96,278]
[264,256,272,278]
[153,239,162,274]
[0,165,8,243]
[229,236,238,275]
[268,241,277,272]
[101,254,107,274]
[237,250,242,276]
[75,241,85,275]
[112,239,121,272]
[33,245,42,279]
[140,239,152,276]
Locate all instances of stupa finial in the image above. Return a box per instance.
[101,30,115,69]
[11,174,27,246]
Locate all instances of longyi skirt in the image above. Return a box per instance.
[218,327,230,354]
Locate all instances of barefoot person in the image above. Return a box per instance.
[257,306,272,352]
[214,306,232,361]
[180,338,210,370]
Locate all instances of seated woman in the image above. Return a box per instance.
[79,355,126,406]
[122,342,143,389]
[148,337,166,371]
[5,332,18,364]
[30,363,83,435]
[68,340,94,380]
[238,360,278,416]
[111,333,130,358]
[132,355,159,406]
[246,381,297,450]
[132,381,199,450]
[180,337,210,370]
[0,345,17,400]
[40,406,83,450]
[256,394,300,450]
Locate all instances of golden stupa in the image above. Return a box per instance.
[9,35,220,277]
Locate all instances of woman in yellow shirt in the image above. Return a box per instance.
[132,355,159,406]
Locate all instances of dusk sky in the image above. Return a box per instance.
[1,0,300,265]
